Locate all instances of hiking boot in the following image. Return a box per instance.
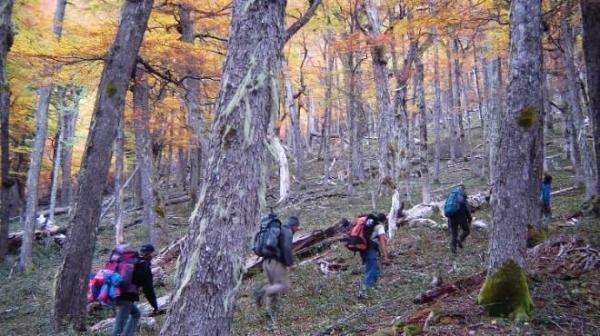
[451,245,457,254]
[254,288,265,308]
[457,240,464,249]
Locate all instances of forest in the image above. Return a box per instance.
[0,0,599,335]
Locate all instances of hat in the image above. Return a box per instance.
[140,244,155,254]
[286,216,300,228]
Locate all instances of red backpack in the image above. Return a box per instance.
[105,245,139,295]
[345,216,372,252]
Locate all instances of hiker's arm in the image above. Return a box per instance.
[280,229,294,267]
[141,265,158,311]
[378,235,391,264]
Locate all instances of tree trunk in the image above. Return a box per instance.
[322,35,334,182]
[487,58,502,184]
[59,87,82,207]
[415,58,430,203]
[282,60,305,186]
[452,39,466,156]
[0,0,13,261]
[158,0,285,334]
[365,0,394,184]
[19,85,51,272]
[446,44,458,162]
[133,73,157,246]
[561,9,597,198]
[47,95,64,227]
[581,0,600,195]
[114,116,125,244]
[51,1,153,331]
[432,32,442,183]
[52,0,67,39]
[179,4,205,203]
[478,0,542,321]
[342,50,364,185]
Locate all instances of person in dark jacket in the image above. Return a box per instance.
[359,213,391,298]
[448,186,472,254]
[254,217,299,320]
[540,174,552,227]
[112,244,158,336]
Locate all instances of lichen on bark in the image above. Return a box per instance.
[477,260,534,321]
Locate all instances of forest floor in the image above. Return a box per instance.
[1,129,600,335]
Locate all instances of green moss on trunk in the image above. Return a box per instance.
[477,260,533,321]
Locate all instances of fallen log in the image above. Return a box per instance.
[413,271,485,304]
[7,225,67,252]
[551,186,578,196]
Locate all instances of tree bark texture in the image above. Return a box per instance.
[446,44,458,161]
[432,32,442,183]
[342,50,364,184]
[179,4,205,202]
[133,74,157,246]
[561,9,597,198]
[47,92,65,226]
[114,117,125,244]
[282,60,305,185]
[322,35,334,182]
[487,58,502,184]
[488,0,543,275]
[415,58,430,203]
[365,0,394,183]
[59,87,82,207]
[19,85,50,272]
[159,0,285,334]
[52,0,67,39]
[581,0,600,195]
[452,39,466,156]
[51,0,153,331]
[0,0,13,261]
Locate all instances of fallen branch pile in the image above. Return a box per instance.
[528,236,600,276]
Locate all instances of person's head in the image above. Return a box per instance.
[139,244,155,261]
[543,174,552,184]
[286,216,300,233]
[375,213,387,224]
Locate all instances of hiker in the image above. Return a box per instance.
[360,213,391,295]
[444,185,472,254]
[254,216,300,319]
[540,174,552,226]
[112,244,158,336]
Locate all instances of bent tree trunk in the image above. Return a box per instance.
[581,0,600,195]
[478,0,542,321]
[0,0,13,261]
[159,0,285,334]
[51,0,153,331]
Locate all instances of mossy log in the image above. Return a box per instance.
[477,260,533,321]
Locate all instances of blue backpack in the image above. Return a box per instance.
[444,188,464,217]
[252,214,282,258]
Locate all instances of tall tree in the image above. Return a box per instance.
[114,117,125,244]
[159,0,286,333]
[580,0,600,196]
[486,57,502,184]
[477,0,543,321]
[431,31,442,183]
[415,57,430,203]
[0,0,14,261]
[133,72,157,246]
[561,6,596,197]
[51,0,154,331]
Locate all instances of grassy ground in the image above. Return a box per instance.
[2,128,600,335]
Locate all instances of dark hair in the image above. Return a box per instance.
[140,244,155,254]
[543,174,552,184]
[286,216,300,227]
[375,213,387,223]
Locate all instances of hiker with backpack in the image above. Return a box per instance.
[111,244,158,336]
[346,213,391,298]
[253,216,300,320]
[444,185,472,254]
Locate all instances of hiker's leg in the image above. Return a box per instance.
[263,261,289,296]
[123,303,141,336]
[111,301,132,336]
[448,217,459,253]
[363,248,379,289]
[458,219,470,244]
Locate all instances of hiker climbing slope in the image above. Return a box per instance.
[444,185,472,254]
